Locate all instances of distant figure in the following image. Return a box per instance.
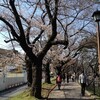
[62,73,66,83]
[67,74,69,83]
[71,73,75,82]
[79,71,87,96]
[71,75,75,82]
[56,74,62,90]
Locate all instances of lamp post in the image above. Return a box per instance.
[92,10,100,74]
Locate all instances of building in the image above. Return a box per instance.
[0,48,24,72]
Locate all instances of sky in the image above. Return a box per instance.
[0,33,24,54]
[0,35,7,49]
[0,33,10,49]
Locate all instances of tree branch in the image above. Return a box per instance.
[4,38,17,43]
[45,0,53,22]
[32,30,44,44]
[0,17,19,40]
[9,0,25,39]
[51,40,68,46]
[53,0,59,20]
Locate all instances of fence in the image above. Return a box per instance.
[0,72,27,91]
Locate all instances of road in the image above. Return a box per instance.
[0,84,28,100]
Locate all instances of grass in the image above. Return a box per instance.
[8,89,39,100]
[8,78,56,100]
[86,86,100,97]
[42,77,56,98]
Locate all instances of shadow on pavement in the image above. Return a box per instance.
[61,82,79,86]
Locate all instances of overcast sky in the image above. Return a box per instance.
[0,34,9,49]
[0,33,24,54]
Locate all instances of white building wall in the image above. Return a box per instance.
[0,73,27,91]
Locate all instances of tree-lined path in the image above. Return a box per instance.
[48,81,98,100]
[0,80,100,100]
[0,0,100,99]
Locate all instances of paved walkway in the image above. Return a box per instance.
[48,81,100,100]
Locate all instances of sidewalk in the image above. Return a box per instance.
[48,81,100,100]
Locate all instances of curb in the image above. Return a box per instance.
[0,83,27,95]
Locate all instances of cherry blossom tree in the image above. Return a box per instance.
[0,0,99,99]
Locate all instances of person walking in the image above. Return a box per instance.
[79,71,87,96]
[71,75,75,82]
[56,74,62,90]
[62,73,66,83]
[67,74,69,83]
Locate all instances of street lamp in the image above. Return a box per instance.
[92,10,100,74]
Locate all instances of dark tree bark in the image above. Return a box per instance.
[31,58,42,99]
[45,62,51,84]
[24,51,43,98]
[25,55,32,87]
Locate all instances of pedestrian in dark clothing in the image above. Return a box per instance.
[79,71,87,96]
[62,73,65,83]
[67,74,69,83]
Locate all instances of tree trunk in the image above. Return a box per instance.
[25,55,32,87]
[45,62,51,83]
[31,59,42,99]
[27,65,32,87]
